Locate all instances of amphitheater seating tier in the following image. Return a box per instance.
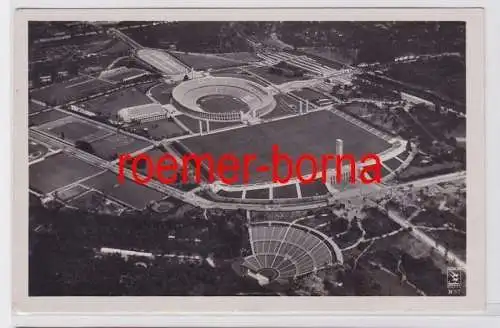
[242,222,336,282]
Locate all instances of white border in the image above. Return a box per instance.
[5,0,499,326]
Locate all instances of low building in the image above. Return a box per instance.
[118,103,168,123]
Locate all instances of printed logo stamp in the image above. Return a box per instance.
[447,267,465,295]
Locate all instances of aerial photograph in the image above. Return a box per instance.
[28,21,466,296]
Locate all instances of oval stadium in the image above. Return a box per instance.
[171,76,276,122]
[241,221,343,284]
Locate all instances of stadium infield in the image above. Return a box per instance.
[197,94,249,114]
[181,109,391,184]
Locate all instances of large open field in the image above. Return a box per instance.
[78,86,153,119]
[29,101,47,114]
[29,140,50,162]
[149,83,175,104]
[29,110,68,126]
[136,118,187,140]
[247,66,310,85]
[291,88,330,105]
[181,109,390,184]
[90,133,152,160]
[211,68,271,87]
[169,52,247,70]
[37,116,113,144]
[80,171,166,209]
[29,76,115,106]
[262,94,301,119]
[29,152,103,194]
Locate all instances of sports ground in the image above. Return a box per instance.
[30,76,115,106]
[181,109,391,184]
[78,86,153,119]
[29,153,104,194]
[37,115,112,144]
[197,94,249,113]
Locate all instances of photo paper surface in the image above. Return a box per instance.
[13,8,486,314]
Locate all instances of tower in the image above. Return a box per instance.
[336,138,343,156]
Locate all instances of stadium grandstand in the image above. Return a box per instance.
[118,103,168,123]
[171,76,276,122]
[242,221,342,284]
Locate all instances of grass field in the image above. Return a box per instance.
[122,148,173,175]
[299,180,329,197]
[80,171,166,209]
[29,110,68,126]
[247,66,309,85]
[29,152,103,194]
[273,184,298,199]
[39,116,112,144]
[216,52,260,62]
[291,88,329,104]
[29,76,115,106]
[149,83,175,104]
[197,94,249,113]
[340,102,399,134]
[29,101,47,114]
[29,140,49,161]
[170,52,247,70]
[181,110,390,184]
[90,133,151,160]
[217,190,242,198]
[78,86,153,119]
[137,118,187,140]
[210,69,271,87]
[246,188,270,200]
[383,158,403,171]
[55,184,89,201]
[263,94,300,119]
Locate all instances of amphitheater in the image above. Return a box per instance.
[171,76,276,122]
[242,221,343,284]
